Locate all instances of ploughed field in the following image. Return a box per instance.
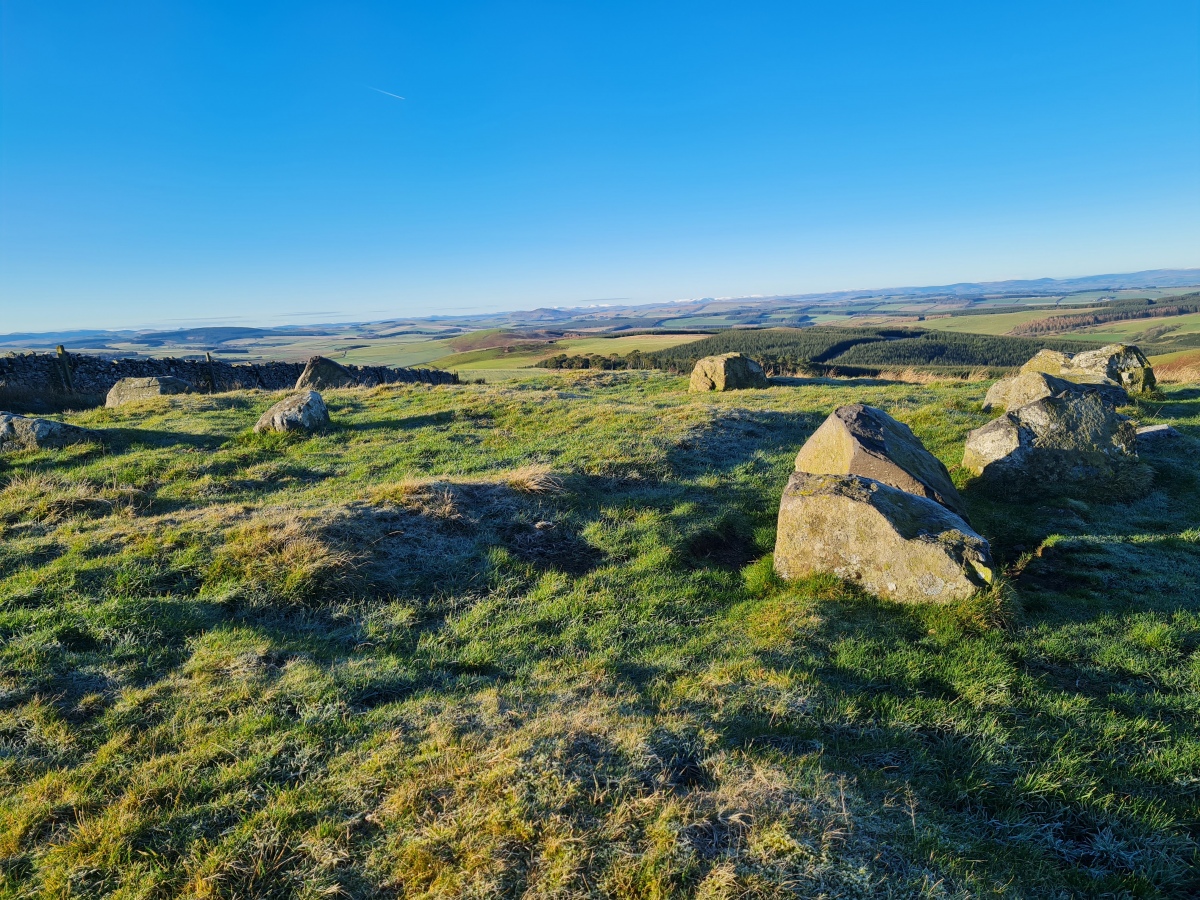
[1,372,1198,897]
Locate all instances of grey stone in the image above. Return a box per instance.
[688,353,769,391]
[795,403,968,519]
[295,356,358,390]
[0,412,98,451]
[254,391,331,434]
[963,393,1137,482]
[1020,343,1155,394]
[773,472,996,603]
[105,376,193,408]
[1136,424,1183,444]
[984,370,1128,413]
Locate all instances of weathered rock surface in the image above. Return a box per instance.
[773,472,996,603]
[983,370,1128,413]
[689,353,769,392]
[795,404,968,519]
[254,391,331,434]
[963,393,1137,481]
[1021,343,1155,393]
[295,356,358,390]
[105,375,193,408]
[0,412,98,451]
[1136,424,1183,444]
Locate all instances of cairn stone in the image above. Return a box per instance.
[0,412,97,451]
[1021,343,1155,394]
[295,356,358,390]
[983,370,1128,413]
[254,391,331,434]
[963,392,1136,482]
[795,404,968,519]
[689,353,769,392]
[105,376,193,408]
[773,472,996,603]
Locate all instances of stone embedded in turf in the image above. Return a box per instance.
[105,375,193,408]
[688,353,769,392]
[1020,343,1155,394]
[963,392,1137,481]
[295,356,358,390]
[794,403,969,519]
[254,390,331,434]
[0,412,98,451]
[773,472,996,603]
[983,370,1128,413]
[1136,424,1183,444]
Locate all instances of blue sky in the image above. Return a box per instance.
[1,1,1198,331]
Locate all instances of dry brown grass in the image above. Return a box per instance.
[1155,362,1200,385]
[204,513,359,602]
[502,464,565,495]
[875,367,992,385]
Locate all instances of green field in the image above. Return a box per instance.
[921,309,1100,336]
[444,333,711,377]
[1,373,1198,896]
[1073,311,1200,344]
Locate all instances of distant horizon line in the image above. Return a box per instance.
[4,265,1199,339]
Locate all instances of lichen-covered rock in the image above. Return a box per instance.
[1020,343,1155,394]
[688,353,769,392]
[1072,344,1156,393]
[0,412,98,451]
[254,391,331,434]
[795,404,968,519]
[983,370,1128,413]
[773,472,996,603]
[295,356,358,390]
[105,376,193,408]
[963,393,1137,481]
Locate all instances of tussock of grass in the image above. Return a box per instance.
[1,376,1198,896]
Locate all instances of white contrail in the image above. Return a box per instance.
[370,87,406,100]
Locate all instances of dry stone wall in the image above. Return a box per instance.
[0,351,457,407]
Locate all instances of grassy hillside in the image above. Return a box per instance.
[1,375,1198,897]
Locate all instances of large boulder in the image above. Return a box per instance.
[1021,343,1155,394]
[963,392,1137,482]
[773,472,996,603]
[983,370,1128,413]
[688,353,769,392]
[295,356,358,390]
[105,376,193,408]
[795,404,968,519]
[254,391,331,434]
[0,412,98,451]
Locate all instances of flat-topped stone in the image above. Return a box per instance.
[106,376,193,408]
[688,353,768,392]
[1136,424,1182,444]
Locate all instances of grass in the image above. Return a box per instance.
[1,374,1198,897]
[920,309,1101,336]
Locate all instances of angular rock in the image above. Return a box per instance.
[1136,424,1182,444]
[773,472,996,603]
[795,404,969,519]
[105,375,193,408]
[1071,344,1156,393]
[1021,343,1155,394]
[295,356,358,390]
[963,393,1136,482]
[254,391,331,434]
[983,370,1128,413]
[0,412,98,451]
[688,353,769,392]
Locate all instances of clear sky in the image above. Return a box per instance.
[1,1,1198,332]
